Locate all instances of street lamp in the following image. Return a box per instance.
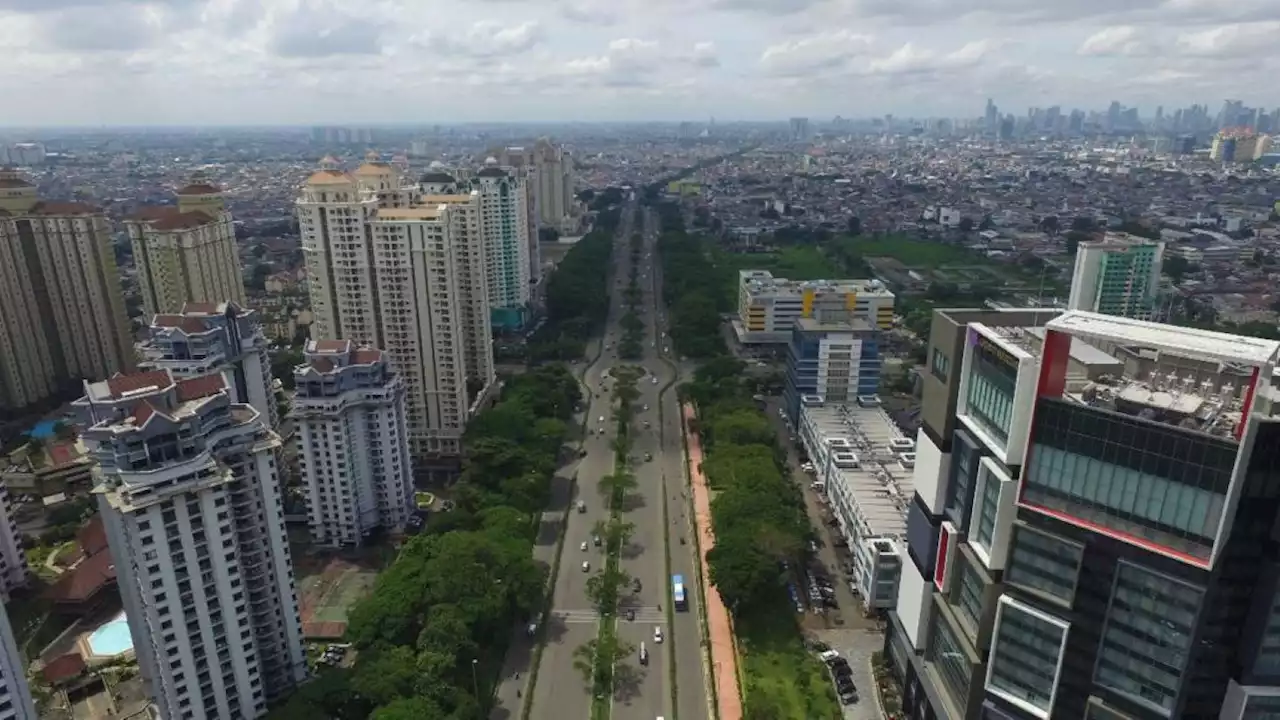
[471,658,479,700]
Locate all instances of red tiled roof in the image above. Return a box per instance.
[152,314,208,333]
[350,349,382,365]
[150,210,213,231]
[77,516,109,556]
[131,401,158,425]
[45,549,116,604]
[41,653,86,685]
[127,206,178,222]
[313,340,350,352]
[106,370,171,399]
[181,302,220,315]
[176,183,221,195]
[30,201,101,216]
[46,442,79,468]
[175,375,224,402]
[308,357,335,373]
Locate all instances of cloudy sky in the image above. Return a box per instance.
[0,0,1277,125]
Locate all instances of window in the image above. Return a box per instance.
[925,612,972,711]
[946,430,983,530]
[1244,695,1280,719]
[971,461,1007,558]
[1022,398,1236,562]
[1094,561,1203,714]
[1005,524,1083,606]
[1255,583,1280,675]
[986,596,1069,719]
[952,558,986,640]
[931,347,950,381]
[962,338,1018,446]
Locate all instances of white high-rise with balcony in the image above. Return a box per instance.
[293,341,414,545]
[138,301,277,428]
[0,603,37,719]
[78,370,306,720]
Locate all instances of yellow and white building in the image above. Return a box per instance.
[735,270,895,344]
[126,181,246,317]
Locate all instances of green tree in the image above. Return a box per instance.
[707,529,784,613]
[369,697,448,720]
[351,646,419,707]
[585,566,633,615]
[1164,255,1191,281]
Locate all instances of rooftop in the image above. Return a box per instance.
[802,402,914,539]
[305,169,354,186]
[1047,310,1280,367]
[739,269,892,297]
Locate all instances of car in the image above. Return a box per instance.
[598,416,605,424]
[576,500,587,513]
[651,377,658,385]
[819,650,841,665]
[653,626,664,643]
[593,534,602,546]
[626,609,636,621]
[642,404,649,411]
[580,541,588,551]
[639,642,649,665]
[581,561,590,572]
[838,688,858,705]
[644,452,653,462]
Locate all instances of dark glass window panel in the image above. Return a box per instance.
[1005,525,1083,605]
[988,599,1067,716]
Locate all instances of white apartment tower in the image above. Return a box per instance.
[368,205,471,457]
[0,604,37,720]
[125,182,247,317]
[78,370,306,719]
[0,168,134,411]
[0,483,29,596]
[296,157,382,347]
[138,301,278,429]
[474,160,531,331]
[293,341,414,545]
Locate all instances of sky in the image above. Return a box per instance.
[0,0,1278,126]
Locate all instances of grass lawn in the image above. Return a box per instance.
[736,597,840,720]
[713,246,844,308]
[833,234,978,268]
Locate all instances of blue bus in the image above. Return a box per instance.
[672,575,687,611]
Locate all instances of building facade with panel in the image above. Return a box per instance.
[982,312,1280,720]
[884,308,1061,720]
[782,317,881,423]
[734,270,895,344]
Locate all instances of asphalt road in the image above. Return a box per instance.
[527,202,709,720]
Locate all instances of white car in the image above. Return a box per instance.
[651,377,658,385]
[653,626,664,643]
[580,541,588,551]
[582,561,591,572]
[598,416,605,424]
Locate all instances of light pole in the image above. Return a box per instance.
[471,658,479,701]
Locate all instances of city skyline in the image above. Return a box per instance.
[0,0,1277,125]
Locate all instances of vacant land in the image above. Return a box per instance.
[737,596,842,720]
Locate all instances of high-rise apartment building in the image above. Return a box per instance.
[789,117,812,142]
[78,369,306,719]
[489,138,575,232]
[473,161,531,331]
[297,159,495,460]
[0,481,29,596]
[1067,233,1164,321]
[126,182,246,317]
[0,168,133,412]
[0,604,37,719]
[293,340,414,545]
[736,270,895,344]
[369,205,471,457]
[137,301,277,428]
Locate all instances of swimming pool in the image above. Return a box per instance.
[86,613,134,657]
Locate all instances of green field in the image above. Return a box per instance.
[713,246,844,307]
[830,234,981,269]
[737,601,841,720]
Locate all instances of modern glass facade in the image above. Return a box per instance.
[1094,561,1204,713]
[953,558,985,639]
[927,610,974,711]
[946,429,983,531]
[1004,524,1084,607]
[973,463,1003,554]
[1022,398,1238,563]
[987,597,1069,718]
[963,336,1019,446]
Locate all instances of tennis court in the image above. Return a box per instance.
[296,549,385,639]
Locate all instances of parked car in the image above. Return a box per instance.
[653,626,664,643]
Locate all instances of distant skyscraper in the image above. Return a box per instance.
[789,117,812,142]
[80,370,306,719]
[1068,233,1164,320]
[985,99,999,134]
[0,168,134,412]
[294,341,414,545]
[126,180,246,317]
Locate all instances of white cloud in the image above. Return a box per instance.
[1078,26,1145,56]
[1176,21,1280,56]
[759,30,874,76]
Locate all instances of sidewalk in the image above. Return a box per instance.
[683,403,743,720]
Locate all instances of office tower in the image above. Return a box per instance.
[1067,233,1164,320]
[885,307,1059,720]
[0,604,37,719]
[473,160,531,331]
[414,189,496,394]
[736,270,895,344]
[782,318,881,422]
[297,156,382,347]
[369,204,471,458]
[980,312,1280,719]
[789,117,811,142]
[138,301,277,428]
[293,340,414,545]
[126,181,246,317]
[0,168,133,412]
[79,370,306,719]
